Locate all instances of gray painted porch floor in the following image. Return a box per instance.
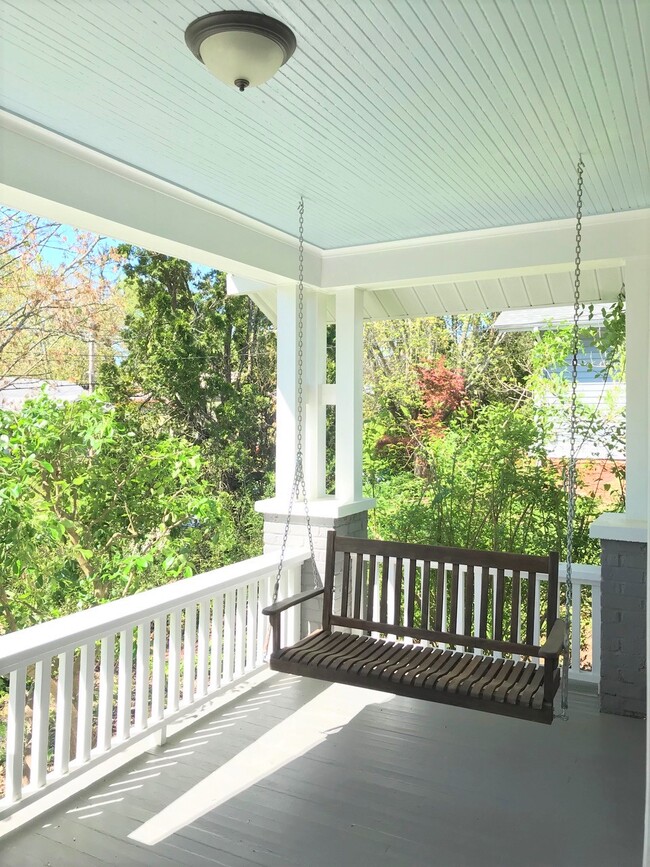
[2,674,644,867]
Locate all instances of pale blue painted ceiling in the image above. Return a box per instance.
[1,0,648,248]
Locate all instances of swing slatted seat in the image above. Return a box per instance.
[264,532,566,724]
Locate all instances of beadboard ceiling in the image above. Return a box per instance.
[353,264,624,320]
[1,1,648,248]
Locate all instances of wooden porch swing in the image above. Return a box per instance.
[264,160,586,725]
[265,534,564,724]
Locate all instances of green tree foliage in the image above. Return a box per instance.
[101,247,275,497]
[0,392,230,632]
[368,402,600,563]
[363,315,534,472]
[364,305,625,564]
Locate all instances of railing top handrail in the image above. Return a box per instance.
[0,548,310,673]
[559,562,601,584]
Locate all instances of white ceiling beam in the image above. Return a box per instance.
[0,111,321,287]
[319,210,649,290]
[2,113,646,300]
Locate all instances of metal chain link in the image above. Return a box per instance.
[271,197,319,606]
[559,156,583,721]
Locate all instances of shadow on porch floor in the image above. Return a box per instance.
[2,673,644,867]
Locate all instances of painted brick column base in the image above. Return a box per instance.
[263,510,369,636]
[600,539,647,718]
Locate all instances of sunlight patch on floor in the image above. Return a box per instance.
[128,682,391,846]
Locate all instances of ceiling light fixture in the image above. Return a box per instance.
[185,10,297,92]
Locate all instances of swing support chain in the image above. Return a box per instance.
[269,197,319,611]
[558,156,584,721]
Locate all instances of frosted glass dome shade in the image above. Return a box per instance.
[200,31,284,89]
[185,11,297,91]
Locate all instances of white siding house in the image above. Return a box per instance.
[493,305,625,461]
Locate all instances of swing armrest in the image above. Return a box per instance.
[263,587,324,616]
[539,618,566,659]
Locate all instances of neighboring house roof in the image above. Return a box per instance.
[0,378,86,411]
[492,303,616,332]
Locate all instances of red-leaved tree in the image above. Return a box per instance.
[416,356,466,434]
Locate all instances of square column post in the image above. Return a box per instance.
[335,287,364,503]
[591,257,648,722]
[259,286,374,637]
[275,285,299,504]
[304,292,328,499]
[625,257,649,521]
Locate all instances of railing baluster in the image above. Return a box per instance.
[117,628,133,741]
[279,568,289,641]
[455,567,465,651]
[403,560,412,644]
[387,560,396,626]
[135,623,149,730]
[197,599,210,697]
[5,665,27,802]
[287,566,301,646]
[257,580,270,666]
[168,608,182,713]
[246,581,258,672]
[54,650,74,776]
[151,616,166,721]
[473,566,482,654]
[223,590,235,683]
[76,642,94,763]
[183,605,196,704]
[97,636,115,752]
[591,581,601,682]
[31,656,52,789]
[440,568,448,646]
[571,582,582,673]
[211,593,224,689]
[234,587,246,678]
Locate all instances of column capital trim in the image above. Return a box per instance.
[590,513,647,544]
[256,497,375,520]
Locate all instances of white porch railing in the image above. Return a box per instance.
[558,562,601,685]
[0,549,308,816]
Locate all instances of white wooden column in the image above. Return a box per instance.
[304,291,328,499]
[275,285,299,504]
[275,284,328,505]
[625,257,649,521]
[644,254,650,867]
[335,287,364,503]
